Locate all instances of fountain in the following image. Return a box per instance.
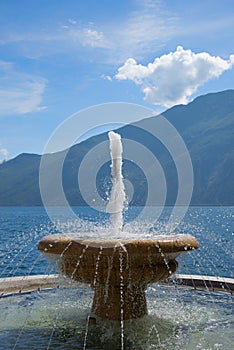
[38,131,199,321]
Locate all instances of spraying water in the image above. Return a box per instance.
[106,131,126,233]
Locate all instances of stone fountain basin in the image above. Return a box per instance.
[38,233,198,320]
[38,233,198,285]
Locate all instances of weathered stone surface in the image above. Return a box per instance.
[0,275,78,296]
[38,234,198,320]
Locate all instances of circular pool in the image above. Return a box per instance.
[0,279,233,350]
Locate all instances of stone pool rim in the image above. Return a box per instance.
[0,274,233,297]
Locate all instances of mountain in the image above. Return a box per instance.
[0,90,233,206]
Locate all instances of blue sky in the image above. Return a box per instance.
[0,0,234,161]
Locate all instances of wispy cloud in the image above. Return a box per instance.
[68,18,77,25]
[62,0,177,61]
[65,25,107,48]
[0,61,47,116]
[115,46,234,107]
[0,0,177,62]
[111,0,177,60]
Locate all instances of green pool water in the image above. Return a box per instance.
[0,284,233,350]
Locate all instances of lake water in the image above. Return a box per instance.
[0,206,233,279]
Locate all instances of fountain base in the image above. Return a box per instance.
[92,260,177,320]
[38,234,198,320]
[93,284,147,320]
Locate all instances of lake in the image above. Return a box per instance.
[0,206,233,279]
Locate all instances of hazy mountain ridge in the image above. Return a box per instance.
[0,90,233,206]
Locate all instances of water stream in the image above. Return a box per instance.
[106,131,126,234]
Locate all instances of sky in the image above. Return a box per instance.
[0,0,234,161]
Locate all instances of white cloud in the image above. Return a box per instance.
[115,46,234,107]
[82,28,105,46]
[101,74,112,82]
[67,26,106,48]
[0,61,47,116]
[68,18,77,25]
[0,148,8,159]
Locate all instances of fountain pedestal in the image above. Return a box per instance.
[38,233,198,320]
[91,260,177,320]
